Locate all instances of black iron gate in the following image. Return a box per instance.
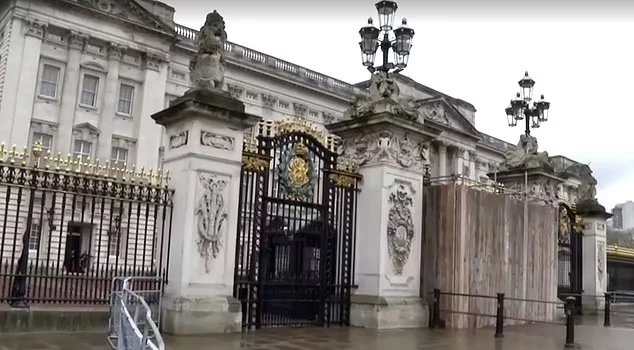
[234,118,360,329]
[557,203,583,306]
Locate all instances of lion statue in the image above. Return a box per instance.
[190,11,227,90]
[503,134,551,170]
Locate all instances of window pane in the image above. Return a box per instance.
[117,84,134,114]
[33,133,52,151]
[81,75,99,106]
[111,147,128,165]
[28,222,41,251]
[39,65,60,98]
[73,140,92,159]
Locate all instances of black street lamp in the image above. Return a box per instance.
[505,71,551,135]
[359,0,415,73]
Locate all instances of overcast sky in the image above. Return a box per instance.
[167,0,633,210]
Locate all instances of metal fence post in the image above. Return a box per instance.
[565,296,575,348]
[431,288,441,328]
[604,292,611,327]
[495,293,504,338]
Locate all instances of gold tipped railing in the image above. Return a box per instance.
[0,142,171,188]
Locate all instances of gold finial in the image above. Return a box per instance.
[84,158,92,175]
[53,152,63,171]
[164,170,171,187]
[73,155,82,173]
[93,159,101,176]
[138,167,146,184]
[0,143,5,162]
[20,146,29,167]
[32,141,42,168]
[147,168,154,186]
[9,145,17,164]
[65,154,73,172]
[43,150,52,170]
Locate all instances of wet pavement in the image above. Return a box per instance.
[1,321,633,350]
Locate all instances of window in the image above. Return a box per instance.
[28,221,42,251]
[117,84,134,115]
[111,147,128,167]
[108,232,120,257]
[33,133,53,153]
[73,140,92,160]
[39,65,60,99]
[80,75,99,107]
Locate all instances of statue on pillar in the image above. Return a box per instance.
[190,11,227,91]
[502,134,552,170]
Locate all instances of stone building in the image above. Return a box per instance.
[0,0,591,298]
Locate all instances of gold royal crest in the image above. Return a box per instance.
[288,143,310,187]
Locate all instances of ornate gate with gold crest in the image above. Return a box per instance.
[233,116,360,329]
[557,202,583,306]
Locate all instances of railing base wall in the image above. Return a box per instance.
[350,295,428,329]
[0,306,108,333]
[160,294,241,335]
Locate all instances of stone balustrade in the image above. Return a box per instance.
[173,23,362,98]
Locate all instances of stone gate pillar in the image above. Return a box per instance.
[151,88,259,334]
[328,109,440,329]
[576,199,612,311]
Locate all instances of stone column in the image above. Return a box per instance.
[328,112,440,329]
[9,19,47,147]
[576,199,612,311]
[151,88,260,335]
[437,141,447,178]
[57,30,87,154]
[453,147,464,176]
[468,150,477,180]
[97,43,126,161]
[136,53,168,169]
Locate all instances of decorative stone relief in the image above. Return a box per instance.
[67,31,87,51]
[226,84,244,99]
[341,130,430,172]
[293,103,308,117]
[169,131,188,150]
[261,94,277,108]
[143,52,164,71]
[387,183,415,275]
[72,123,100,142]
[322,112,336,124]
[597,241,605,284]
[106,42,126,61]
[502,177,560,206]
[190,11,227,90]
[195,173,229,273]
[596,222,605,232]
[420,101,450,125]
[24,19,47,39]
[200,130,234,150]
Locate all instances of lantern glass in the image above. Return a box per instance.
[359,18,380,54]
[392,47,409,69]
[375,0,398,31]
[535,94,550,122]
[361,49,377,67]
[518,71,535,101]
[393,18,414,55]
[531,111,541,128]
[506,106,517,127]
[511,93,526,120]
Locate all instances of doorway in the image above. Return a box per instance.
[64,222,92,273]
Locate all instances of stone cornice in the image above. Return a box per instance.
[23,17,47,39]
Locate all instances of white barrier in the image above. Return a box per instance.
[108,276,164,350]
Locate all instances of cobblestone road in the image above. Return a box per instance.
[1,321,633,350]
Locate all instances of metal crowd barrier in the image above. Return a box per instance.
[107,276,164,350]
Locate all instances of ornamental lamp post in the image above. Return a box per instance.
[504,71,551,135]
[358,0,415,74]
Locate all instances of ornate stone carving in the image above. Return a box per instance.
[24,19,47,39]
[261,94,277,108]
[597,241,605,283]
[387,183,415,275]
[562,162,597,201]
[559,207,571,244]
[67,30,87,51]
[502,177,560,206]
[190,11,227,90]
[420,102,450,125]
[467,150,477,160]
[277,143,316,202]
[169,131,188,150]
[200,130,234,150]
[347,72,423,121]
[143,52,163,71]
[226,84,244,99]
[342,131,430,172]
[106,42,126,61]
[323,112,336,124]
[503,134,552,170]
[293,103,308,116]
[195,173,229,273]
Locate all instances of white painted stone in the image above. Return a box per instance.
[580,215,609,311]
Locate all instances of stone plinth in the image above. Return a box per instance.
[576,199,612,312]
[327,111,440,329]
[151,88,260,335]
[489,167,565,207]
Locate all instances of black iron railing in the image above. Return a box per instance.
[0,145,174,307]
[429,289,577,347]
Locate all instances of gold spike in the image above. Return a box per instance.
[164,170,171,188]
[147,168,154,186]
[93,159,100,176]
[157,170,164,187]
[103,161,111,178]
[84,158,92,175]
[65,154,73,172]
[9,145,17,164]
[43,150,52,170]
[54,152,63,171]
[0,143,5,163]
[129,165,136,183]
[20,146,29,167]
[138,167,146,184]
[73,156,81,173]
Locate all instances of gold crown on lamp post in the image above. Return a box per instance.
[0,141,171,188]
